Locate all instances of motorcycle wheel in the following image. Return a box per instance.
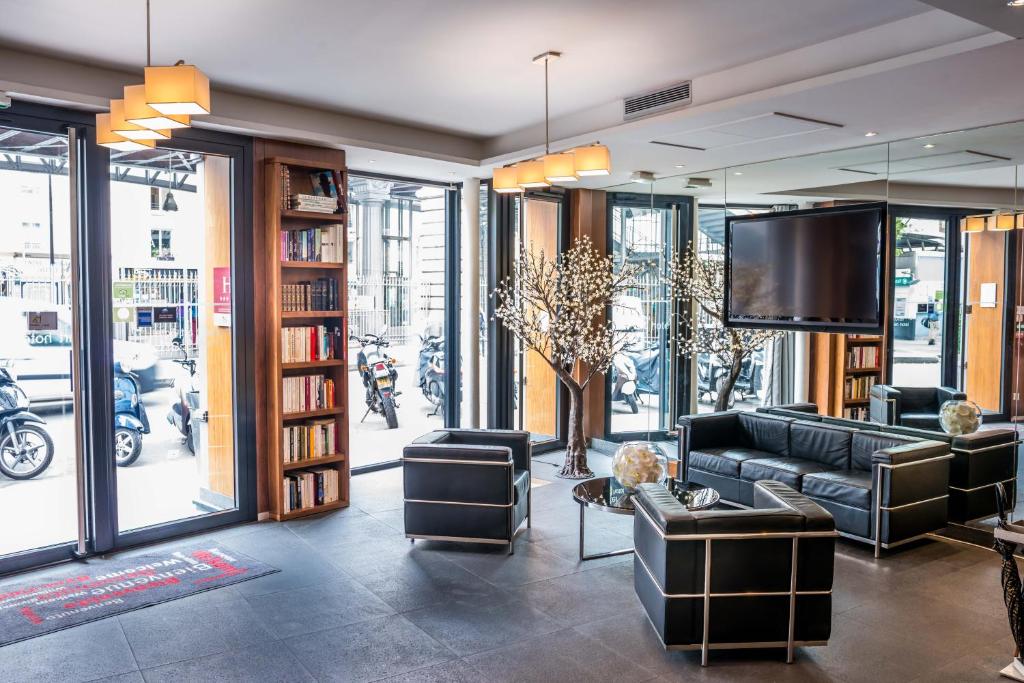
[382,395,399,429]
[114,427,143,467]
[625,394,639,414]
[186,425,196,455]
[0,424,54,480]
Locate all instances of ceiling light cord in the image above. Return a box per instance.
[544,56,550,155]
[145,0,151,67]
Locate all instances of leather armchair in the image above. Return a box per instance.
[403,429,531,554]
[869,385,965,430]
[633,480,836,665]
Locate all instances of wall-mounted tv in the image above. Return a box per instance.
[724,202,887,334]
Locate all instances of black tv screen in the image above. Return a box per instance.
[724,202,886,334]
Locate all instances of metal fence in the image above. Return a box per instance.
[113,268,200,358]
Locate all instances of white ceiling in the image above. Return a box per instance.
[0,0,926,138]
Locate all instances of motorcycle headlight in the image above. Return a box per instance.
[114,390,126,400]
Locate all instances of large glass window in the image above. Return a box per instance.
[347,176,448,468]
[110,148,238,532]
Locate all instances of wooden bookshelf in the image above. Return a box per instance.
[266,157,350,521]
[809,334,887,419]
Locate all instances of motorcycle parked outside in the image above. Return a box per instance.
[114,361,151,467]
[696,351,764,408]
[166,336,200,455]
[417,332,445,418]
[610,337,661,414]
[0,365,54,480]
[353,327,400,429]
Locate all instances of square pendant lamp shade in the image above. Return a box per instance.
[123,84,190,130]
[493,166,523,193]
[543,153,577,182]
[97,113,156,151]
[962,216,985,233]
[516,160,550,188]
[992,213,1016,231]
[144,64,211,115]
[572,145,611,176]
[110,99,171,140]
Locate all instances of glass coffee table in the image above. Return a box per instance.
[572,477,719,561]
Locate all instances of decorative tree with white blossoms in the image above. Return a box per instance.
[493,236,645,479]
[665,247,782,412]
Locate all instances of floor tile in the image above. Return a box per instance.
[139,643,314,683]
[244,574,394,638]
[373,659,483,682]
[0,618,138,683]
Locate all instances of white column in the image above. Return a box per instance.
[461,178,481,427]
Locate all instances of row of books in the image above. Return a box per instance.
[282,279,340,312]
[279,165,292,211]
[282,419,338,463]
[846,345,879,369]
[843,406,869,421]
[844,375,877,400]
[282,325,342,363]
[280,225,344,263]
[283,467,340,512]
[291,194,340,214]
[283,375,336,413]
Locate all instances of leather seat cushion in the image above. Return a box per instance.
[513,469,529,504]
[801,470,872,509]
[900,412,941,430]
[689,447,777,477]
[740,457,836,490]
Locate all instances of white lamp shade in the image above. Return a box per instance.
[493,166,523,193]
[992,213,1016,231]
[573,145,611,176]
[516,160,549,188]
[962,216,985,233]
[145,64,211,115]
[110,99,171,140]
[97,113,156,151]
[124,84,191,130]
[543,153,577,182]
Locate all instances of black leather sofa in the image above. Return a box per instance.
[402,429,530,553]
[678,410,952,557]
[869,384,965,430]
[633,480,836,665]
[760,402,1018,523]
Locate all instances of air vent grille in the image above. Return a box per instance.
[624,81,692,120]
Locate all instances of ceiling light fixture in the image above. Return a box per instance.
[923,143,935,149]
[630,171,655,184]
[733,171,744,176]
[97,113,156,151]
[674,164,685,169]
[110,98,171,140]
[864,131,878,137]
[962,216,985,233]
[1009,0,1024,7]
[572,143,611,176]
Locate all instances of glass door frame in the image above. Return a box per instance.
[602,192,693,442]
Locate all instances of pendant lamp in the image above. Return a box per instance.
[573,144,611,176]
[124,84,190,130]
[145,63,210,116]
[962,216,985,233]
[517,160,549,189]
[111,98,171,140]
[97,113,156,151]
[493,166,522,194]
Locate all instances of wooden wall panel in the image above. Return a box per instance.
[964,229,1007,413]
[523,199,559,437]
[253,140,346,515]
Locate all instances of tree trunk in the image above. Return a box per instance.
[558,380,593,479]
[714,355,744,412]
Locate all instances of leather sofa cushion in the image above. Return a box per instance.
[740,457,836,490]
[790,422,855,469]
[513,469,529,504]
[801,470,873,509]
[898,387,939,412]
[689,447,776,477]
[738,412,791,457]
[901,412,941,430]
[850,432,918,471]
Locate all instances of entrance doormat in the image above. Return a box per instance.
[0,543,278,647]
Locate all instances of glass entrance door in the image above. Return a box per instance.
[0,123,84,567]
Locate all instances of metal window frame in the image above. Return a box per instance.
[634,500,837,665]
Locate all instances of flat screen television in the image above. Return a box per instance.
[724,202,887,334]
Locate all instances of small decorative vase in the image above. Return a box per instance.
[611,441,668,491]
[938,399,983,435]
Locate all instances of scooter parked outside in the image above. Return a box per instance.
[166,337,200,455]
[0,364,53,480]
[114,361,151,467]
[417,332,445,418]
[352,327,400,429]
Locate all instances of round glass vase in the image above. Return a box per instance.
[611,441,668,492]
[938,399,983,436]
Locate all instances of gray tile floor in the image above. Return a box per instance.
[1,450,1015,682]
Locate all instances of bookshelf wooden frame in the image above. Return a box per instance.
[809,334,887,419]
[266,157,350,520]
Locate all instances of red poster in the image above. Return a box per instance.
[213,267,231,327]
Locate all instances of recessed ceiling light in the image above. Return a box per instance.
[368,159,376,164]
[674,164,685,169]
[1009,1,1024,7]
[733,171,743,176]
[864,131,878,137]
[630,170,655,184]
[923,143,935,149]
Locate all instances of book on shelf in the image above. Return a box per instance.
[283,466,340,513]
[844,375,877,400]
[280,224,344,263]
[281,325,342,363]
[290,193,339,214]
[282,375,335,413]
[843,406,869,420]
[281,278,340,312]
[279,165,292,211]
[846,345,879,369]
[282,419,338,463]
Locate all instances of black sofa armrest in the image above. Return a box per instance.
[869,385,901,425]
[634,483,692,534]
[753,480,835,532]
[936,386,967,404]
[677,411,740,450]
[871,440,949,467]
[438,429,531,472]
[950,427,1017,451]
[403,443,513,464]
